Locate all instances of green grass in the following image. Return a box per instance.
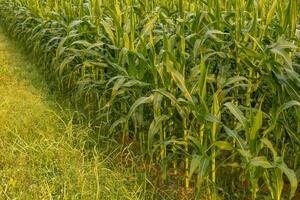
[0,0,299,199]
[0,29,145,200]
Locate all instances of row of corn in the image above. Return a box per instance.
[0,0,299,199]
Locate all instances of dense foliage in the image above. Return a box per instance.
[0,0,299,199]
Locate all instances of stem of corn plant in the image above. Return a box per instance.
[211,91,220,200]
[183,118,189,188]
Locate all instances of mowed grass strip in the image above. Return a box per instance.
[0,30,142,200]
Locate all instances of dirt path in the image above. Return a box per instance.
[0,30,141,199]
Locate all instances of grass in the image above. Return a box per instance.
[0,0,299,199]
[0,29,145,199]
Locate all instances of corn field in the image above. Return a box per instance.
[0,0,299,199]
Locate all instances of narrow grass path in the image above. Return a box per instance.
[0,30,142,199]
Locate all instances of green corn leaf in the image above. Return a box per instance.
[148,115,169,152]
[224,102,248,129]
[249,156,273,169]
[250,104,263,141]
[213,141,233,151]
[261,138,278,158]
[166,64,194,104]
[266,0,277,26]
[189,154,210,179]
[102,20,115,43]
[274,100,300,123]
[193,39,201,58]
[57,54,77,76]
[278,100,300,113]
[224,126,247,150]
[198,54,207,100]
[141,14,159,38]
[223,76,248,88]
[276,159,298,199]
[188,136,204,153]
[153,93,163,114]
[111,77,126,97]
[153,89,186,118]
[127,95,154,120]
[153,89,177,104]
[238,149,252,161]
[109,117,127,135]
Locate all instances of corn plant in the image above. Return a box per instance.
[0,0,299,199]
